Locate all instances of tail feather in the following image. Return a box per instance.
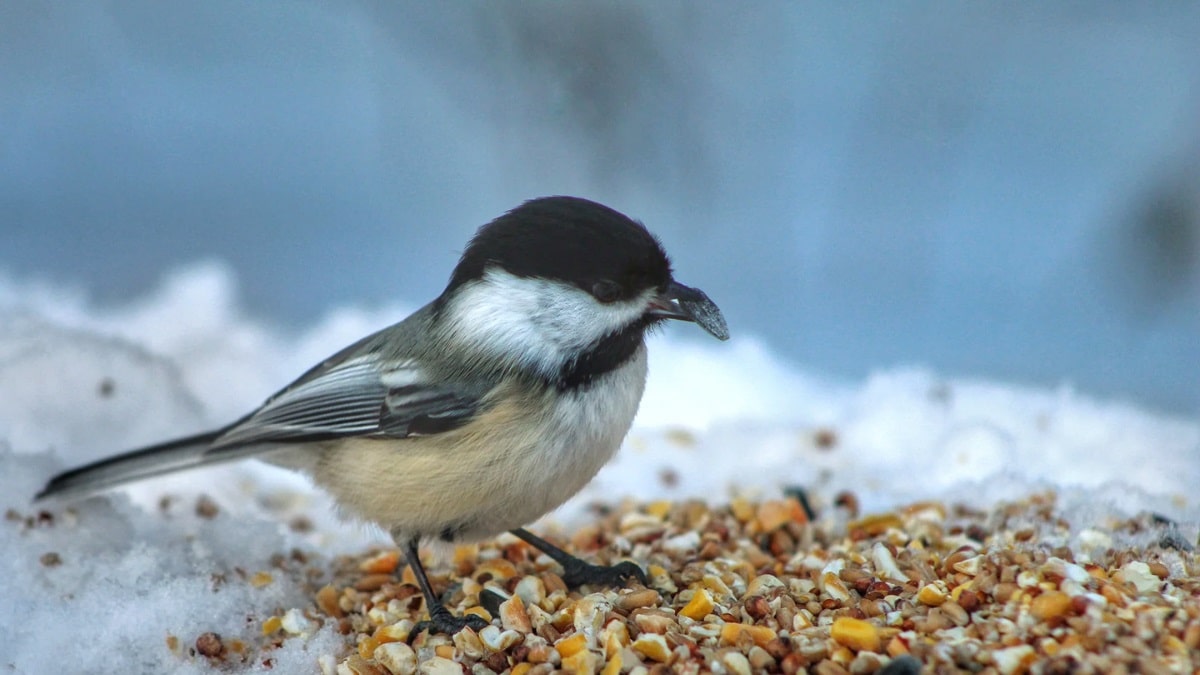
[36,430,231,502]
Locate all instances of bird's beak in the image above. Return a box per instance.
[647,281,730,341]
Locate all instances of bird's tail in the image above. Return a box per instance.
[36,430,228,502]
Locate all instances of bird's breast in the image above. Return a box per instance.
[310,347,649,541]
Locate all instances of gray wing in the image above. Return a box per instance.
[208,353,484,451]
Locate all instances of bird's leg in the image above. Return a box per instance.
[403,538,488,637]
[510,527,647,588]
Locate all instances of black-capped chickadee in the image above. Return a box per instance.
[37,196,729,635]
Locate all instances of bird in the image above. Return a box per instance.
[36,196,729,635]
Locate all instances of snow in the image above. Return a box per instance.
[1,264,1197,673]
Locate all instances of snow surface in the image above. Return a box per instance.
[1,263,1197,673]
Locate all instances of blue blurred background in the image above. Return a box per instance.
[2,3,1198,414]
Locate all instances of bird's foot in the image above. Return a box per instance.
[410,606,489,639]
[560,558,647,589]
[508,528,647,590]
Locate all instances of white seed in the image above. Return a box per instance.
[479,625,522,651]
[453,628,486,659]
[514,575,546,606]
[281,608,313,636]
[573,593,612,642]
[744,574,785,598]
[1045,556,1090,584]
[821,558,846,576]
[1060,579,1087,598]
[952,555,982,576]
[658,531,699,556]
[821,572,852,603]
[721,651,752,675]
[1121,561,1161,595]
[418,656,464,675]
[373,642,417,675]
[748,645,776,671]
[620,512,666,539]
[871,543,908,583]
[992,645,1035,675]
[1077,528,1113,551]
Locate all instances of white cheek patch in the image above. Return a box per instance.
[444,268,650,377]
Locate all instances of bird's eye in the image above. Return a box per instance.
[591,280,621,303]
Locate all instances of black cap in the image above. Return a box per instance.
[444,196,672,304]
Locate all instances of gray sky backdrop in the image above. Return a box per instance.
[2,3,1199,414]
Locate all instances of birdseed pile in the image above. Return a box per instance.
[179,492,1199,674]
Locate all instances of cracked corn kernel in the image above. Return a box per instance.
[562,649,599,675]
[756,500,797,531]
[316,585,344,618]
[632,633,672,662]
[555,632,587,658]
[500,595,531,633]
[645,500,672,519]
[847,513,903,537]
[617,588,660,611]
[462,606,492,622]
[1185,620,1200,650]
[452,545,478,569]
[600,651,622,675]
[1030,590,1070,621]
[359,550,401,575]
[701,574,733,598]
[250,571,273,588]
[917,584,947,607]
[373,623,409,644]
[830,617,880,652]
[603,624,629,658]
[475,558,518,581]
[680,588,715,620]
[433,644,455,660]
[357,636,379,660]
[719,623,776,648]
[731,498,754,522]
[399,565,417,586]
[261,616,282,636]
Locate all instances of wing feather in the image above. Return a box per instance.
[209,355,483,450]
